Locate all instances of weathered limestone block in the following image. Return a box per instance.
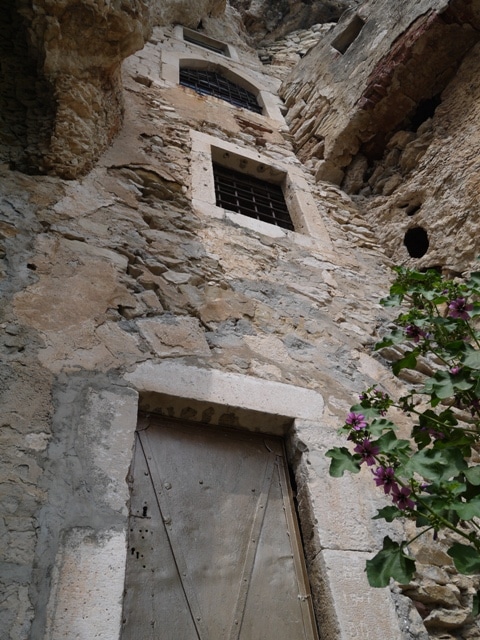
[424,607,473,630]
[137,316,211,357]
[45,528,127,640]
[403,584,461,607]
[198,285,256,323]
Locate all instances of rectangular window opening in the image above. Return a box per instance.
[213,162,294,231]
[331,14,365,54]
[182,28,230,57]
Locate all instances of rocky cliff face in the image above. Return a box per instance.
[1,2,480,640]
[1,0,151,178]
[231,0,359,42]
[281,0,480,271]
[0,0,231,179]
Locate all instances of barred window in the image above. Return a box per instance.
[180,68,262,114]
[213,163,294,231]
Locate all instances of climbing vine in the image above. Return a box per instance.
[326,266,480,609]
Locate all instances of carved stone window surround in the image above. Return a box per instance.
[190,130,333,248]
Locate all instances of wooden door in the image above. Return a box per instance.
[121,415,319,640]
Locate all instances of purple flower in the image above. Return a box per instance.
[448,298,473,320]
[345,412,368,430]
[354,439,380,466]
[450,366,462,375]
[372,466,398,494]
[372,467,398,493]
[405,324,427,342]
[420,426,445,441]
[392,485,415,510]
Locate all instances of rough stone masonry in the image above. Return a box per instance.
[1,1,480,639]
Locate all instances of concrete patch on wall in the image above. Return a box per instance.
[137,316,211,356]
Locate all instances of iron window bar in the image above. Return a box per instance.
[213,163,294,231]
[180,68,262,114]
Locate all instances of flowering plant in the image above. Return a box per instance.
[326,266,480,606]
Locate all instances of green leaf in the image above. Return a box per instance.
[376,430,411,457]
[368,418,398,437]
[366,537,416,587]
[424,371,455,399]
[467,271,480,291]
[392,351,418,376]
[464,467,480,486]
[402,448,467,482]
[375,329,405,350]
[452,497,480,521]
[372,506,403,522]
[380,294,403,308]
[469,303,480,318]
[437,408,459,427]
[325,447,361,477]
[423,369,473,399]
[462,348,480,370]
[447,543,480,574]
[444,340,468,356]
[348,403,384,419]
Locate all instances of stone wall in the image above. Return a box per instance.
[0,18,409,640]
[1,1,480,639]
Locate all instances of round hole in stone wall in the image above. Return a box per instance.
[404,227,429,258]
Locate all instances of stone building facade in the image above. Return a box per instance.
[1,1,480,639]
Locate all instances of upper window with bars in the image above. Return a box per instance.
[181,27,231,57]
[213,163,294,231]
[180,67,262,114]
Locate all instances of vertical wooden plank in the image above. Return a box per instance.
[228,452,275,640]
[121,433,200,640]
[276,452,319,639]
[238,454,319,640]
[140,420,274,639]
[122,418,319,640]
